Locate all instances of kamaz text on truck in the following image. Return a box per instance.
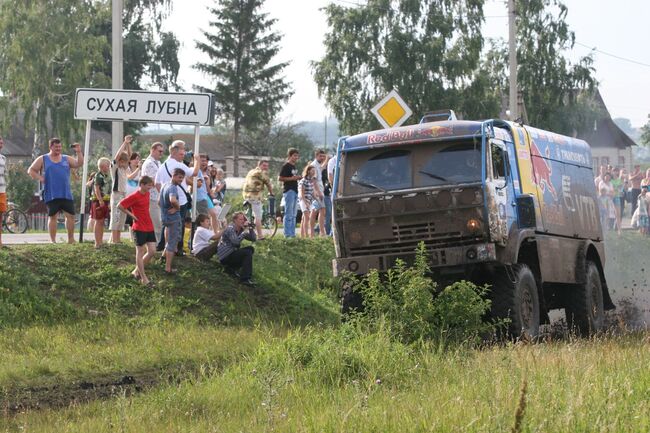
[331,110,614,337]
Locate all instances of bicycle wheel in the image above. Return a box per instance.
[262,214,278,238]
[5,209,29,234]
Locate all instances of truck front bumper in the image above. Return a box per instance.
[333,242,497,276]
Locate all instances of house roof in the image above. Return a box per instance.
[1,115,112,158]
[578,90,636,150]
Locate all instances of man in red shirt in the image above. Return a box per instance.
[118,176,156,285]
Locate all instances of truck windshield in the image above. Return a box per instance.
[350,149,411,191]
[417,141,482,186]
[343,140,482,194]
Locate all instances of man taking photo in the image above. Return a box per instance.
[217,211,257,286]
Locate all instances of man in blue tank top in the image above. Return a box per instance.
[28,137,84,243]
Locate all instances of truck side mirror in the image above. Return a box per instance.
[516,194,536,228]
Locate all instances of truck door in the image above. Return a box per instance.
[486,141,516,245]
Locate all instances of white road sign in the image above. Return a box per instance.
[74,88,215,125]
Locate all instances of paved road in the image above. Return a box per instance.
[2,231,131,245]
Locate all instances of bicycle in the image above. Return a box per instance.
[2,202,29,234]
[243,195,278,238]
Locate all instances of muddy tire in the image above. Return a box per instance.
[565,261,604,336]
[490,264,540,339]
[340,275,364,318]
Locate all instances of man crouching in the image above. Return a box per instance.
[217,211,256,286]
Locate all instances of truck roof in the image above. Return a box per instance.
[343,120,483,152]
[342,119,594,168]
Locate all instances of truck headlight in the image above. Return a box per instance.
[349,231,363,246]
[466,218,481,233]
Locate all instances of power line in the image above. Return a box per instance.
[327,1,650,69]
[575,42,650,69]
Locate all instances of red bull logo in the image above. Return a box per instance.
[429,125,454,137]
[529,139,558,201]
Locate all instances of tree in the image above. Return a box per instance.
[640,121,650,147]
[313,0,488,135]
[194,0,293,176]
[93,0,180,137]
[6,162,35,210]
[513,0,599,135]
[239,121,316,162]
[0,0,110,155]
[0,0,181,155]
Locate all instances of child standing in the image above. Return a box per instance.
[298,165,316,238]
[91,158,112,248]
[118,176,157,285]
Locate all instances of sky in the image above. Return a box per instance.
[164,0,650,128]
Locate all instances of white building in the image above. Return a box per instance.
[579,91,636,172]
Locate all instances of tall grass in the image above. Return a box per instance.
[5,331,650,432]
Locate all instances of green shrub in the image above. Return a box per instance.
[350,243,495,346]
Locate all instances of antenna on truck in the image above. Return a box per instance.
[420,109,457,124]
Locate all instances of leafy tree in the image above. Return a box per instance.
[481,0,600,134]
[0,0,180,155]
[513,0,599,134]
[313,0,488,135]
[93,0,180,137]
[6,163,35,210]
[0,0,110,155]
[640,122,650,147]
[239,121,316,171]
[194,0,293,176]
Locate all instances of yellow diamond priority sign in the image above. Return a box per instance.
[371,89,413,129]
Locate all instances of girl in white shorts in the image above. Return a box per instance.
[298,165,316,238]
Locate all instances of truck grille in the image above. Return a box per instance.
[348,221,482,257]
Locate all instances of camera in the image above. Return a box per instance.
[247,221,256,230]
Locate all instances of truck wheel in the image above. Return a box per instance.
[340,275,364,317]
[491,265,540,339]
[565,261,604,336]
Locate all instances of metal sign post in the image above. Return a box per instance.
[78,119,92,242]
[74,88,214,242]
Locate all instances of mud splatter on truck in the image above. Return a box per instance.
[332,111,614,337]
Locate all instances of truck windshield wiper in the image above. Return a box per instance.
[350,178,387,193]
[419,170,447,181]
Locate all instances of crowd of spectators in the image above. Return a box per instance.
[11,135,337,287]
[595,163,650,235]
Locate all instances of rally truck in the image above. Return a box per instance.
[331,110,614,337]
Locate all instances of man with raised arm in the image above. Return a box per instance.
[28,138,84,243]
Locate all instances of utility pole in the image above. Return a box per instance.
[324,115,328,150]
[111,0,124,155]
[508,0,518,121]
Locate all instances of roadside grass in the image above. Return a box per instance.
[0,238,338,328]
[0,239,337,402]
[5,329,650,432]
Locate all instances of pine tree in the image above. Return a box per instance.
[194,0,293,176]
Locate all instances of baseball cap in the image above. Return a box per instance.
[207,161,214,167]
